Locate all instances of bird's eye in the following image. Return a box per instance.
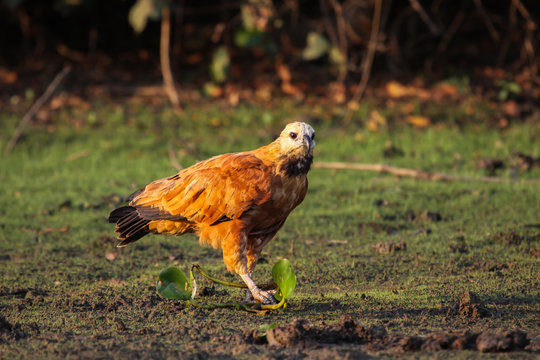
[289,132,297,139]
[311,133,315,140]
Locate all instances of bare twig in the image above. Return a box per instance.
[511,0,536,28]
[343,0,383,124]
[329,0,348,83]
[438,10,465,54]
[511,0,537,74]
[497,1,517,66]
[160,6,182,114]
[5,65,71,154]
[313,162,539,183]
[409,0,440,35]
[319,0,339,51]
[473,0,500,42]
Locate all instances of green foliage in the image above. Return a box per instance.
[271,259,296,301]
[257,322,276,337]
[497,79,522,101]
[302,32,330,61]
[157,267,191,300]
[129,0,155,34]
[210,46,230,83]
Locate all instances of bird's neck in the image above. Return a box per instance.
[253,142,312,177]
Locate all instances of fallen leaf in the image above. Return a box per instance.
[406,115,431,128]
[385,81,430,99]
[502,100,520,117]
[367,110,386,131]
[43,227,69,233]
[386,81,410,98]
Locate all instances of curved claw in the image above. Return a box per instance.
[251,288,277,305]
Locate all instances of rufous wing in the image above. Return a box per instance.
[128,153,273,225]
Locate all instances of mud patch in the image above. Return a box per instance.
[0,316,26,342]
[245,315,531,353]
[197,285,229,298]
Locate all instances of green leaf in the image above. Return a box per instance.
[257,322,276,337]
[210,46,230,84]
[156,267,191,301]
[129,0,155,34]
[506,82,521,94]
[329,46,345,66]
[302,32,330,61]
[234,29,265,48]
[271,259,296,301]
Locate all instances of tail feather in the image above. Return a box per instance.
[109,206,150,247]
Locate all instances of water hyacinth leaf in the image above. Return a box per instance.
[156,267,191,300]
[302,32,330,61]
[271,259,296,301]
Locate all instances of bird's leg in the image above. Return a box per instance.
[221,224,276,304]
[240,272,277,305]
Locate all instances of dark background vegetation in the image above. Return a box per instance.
[1,0,539,109]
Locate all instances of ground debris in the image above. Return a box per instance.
[371,241,407,254]
[414,210,443,222]
[476,330,529,352]
[448,291,490,318]
[261,315,386,348]
[513,151,540,171]
[244,316,531,353]
[197,285,229,298]
[476,157,505,175]
[492,230,524,245]
[0,316,26,342]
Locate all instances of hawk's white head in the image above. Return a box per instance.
[276,122,315,176]
[278,122,315,155]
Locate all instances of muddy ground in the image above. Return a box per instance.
[1,103,539,359]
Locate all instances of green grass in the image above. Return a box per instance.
[0,100,539,358]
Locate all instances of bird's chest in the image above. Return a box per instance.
[270,175,307,211]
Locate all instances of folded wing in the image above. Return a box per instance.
[129,153,273,226]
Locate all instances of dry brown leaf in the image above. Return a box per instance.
[385,81,430,99]
[367,110,386,131]
[502,100,520,117]
[406,115,431,128]
[43,227,69,233]
[386,81,410,98]
[434,83,459,97]
[329,82,346,104]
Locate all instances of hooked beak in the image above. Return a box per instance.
[303,135,313,152]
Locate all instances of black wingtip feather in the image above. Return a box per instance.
[109,206,150,245]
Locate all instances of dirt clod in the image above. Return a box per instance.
[449,291,490,318]
[250,318,530,353]
[264,315,385,348]
[476,330,529,352]
[0,316,25,342]
[371,241,407,254]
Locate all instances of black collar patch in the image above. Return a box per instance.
[280,154,313,176]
